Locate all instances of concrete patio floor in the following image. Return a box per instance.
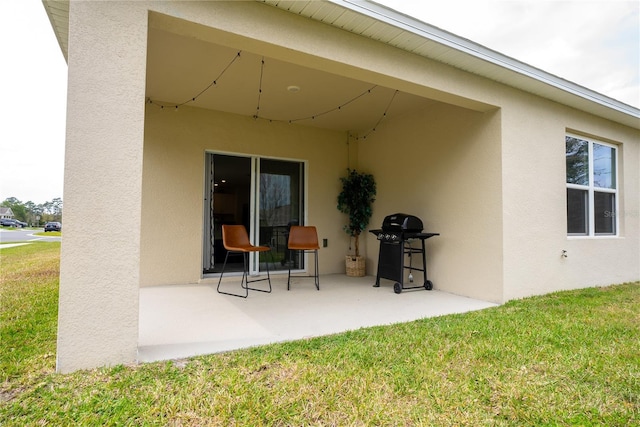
[138,273,498,363]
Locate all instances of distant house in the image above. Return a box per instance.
[0,207,14,219]
[43,0,639,372]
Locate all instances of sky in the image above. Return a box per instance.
[0,0,638,206]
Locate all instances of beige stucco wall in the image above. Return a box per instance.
[499,88,640,300]
[140,105,352,286]
[359,103,504,302]
[57,1,148,373]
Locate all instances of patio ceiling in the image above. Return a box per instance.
[145,26,436,134]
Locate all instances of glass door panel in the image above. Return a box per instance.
[203,153,251,274]
[258,159,304,272]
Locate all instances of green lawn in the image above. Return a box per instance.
[1,242,638,425]
[32,231,61,237]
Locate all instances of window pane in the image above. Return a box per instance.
[594,192,615,235]
[593,143,616,189]
[566,137,589,185]
[567,188,588,235]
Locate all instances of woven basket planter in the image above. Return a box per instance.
[345,256,365,277]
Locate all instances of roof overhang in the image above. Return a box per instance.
[42,0,68,62]
[42,0,639,129]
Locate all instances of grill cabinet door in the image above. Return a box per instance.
[377,241,404,283]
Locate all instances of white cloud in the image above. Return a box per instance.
[378,0,640,108]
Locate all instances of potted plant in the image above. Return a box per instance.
[337,169,376,276]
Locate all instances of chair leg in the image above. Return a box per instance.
[242,251,272,294]
[287,249,320,291]
[287,250,294,290]
[314,249,319,290]
[217,251,248,298]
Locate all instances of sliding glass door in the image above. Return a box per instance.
[203,153,305,275]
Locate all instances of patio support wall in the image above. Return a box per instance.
[360,103,504,303]
[56,2,148,373]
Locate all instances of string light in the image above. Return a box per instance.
[148,54,398,138]
[253,57,265,120]
[148,51,242,110]
[281,84,378,124]
[356,89,398,140]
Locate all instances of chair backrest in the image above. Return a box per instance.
[288,226,319,250]
[222,225,252,250]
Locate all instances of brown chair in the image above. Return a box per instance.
[287,226,320,290]
[217,225,272,298]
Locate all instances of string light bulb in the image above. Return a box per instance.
[148,54,397,140]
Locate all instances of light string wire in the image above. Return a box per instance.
[285,85,378,124]
[357,89,398,140]
[147,50,242,110]
[250,55,380,125]
[148,54,398,139]
[253,57,265,119]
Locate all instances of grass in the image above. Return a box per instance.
[33,231,61,237]
[0,243,60,384]
[1,242,638,425]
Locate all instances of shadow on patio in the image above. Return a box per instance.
[138,274,498,363]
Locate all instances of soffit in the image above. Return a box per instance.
[42,0,69,62]
[263,0,639,129]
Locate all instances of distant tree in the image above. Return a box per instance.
[1,197,27,222]
[1,197,63,225]
[51,198,63,218]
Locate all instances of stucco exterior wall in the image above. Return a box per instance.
[359,103,504,303]
[499,87,640,301]
[140,105,351,286]
[57,2,148,373]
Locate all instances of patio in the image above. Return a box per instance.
[138,273,498,363]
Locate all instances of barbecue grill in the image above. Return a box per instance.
[369,213,439,294]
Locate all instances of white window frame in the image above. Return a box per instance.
[566,133,619,238]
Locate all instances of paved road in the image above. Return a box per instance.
[0,228,61,244]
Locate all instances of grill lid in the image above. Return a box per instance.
[382,213,424,232]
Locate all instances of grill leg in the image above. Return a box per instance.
[421,239,428,286]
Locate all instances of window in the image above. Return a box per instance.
[566,134,618,236]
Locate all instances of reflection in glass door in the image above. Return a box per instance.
[203,153,304,275]
[258,159,304,272]
[203,154,252,274]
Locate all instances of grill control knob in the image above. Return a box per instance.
[391,234,397,240]
[385,234,390,240]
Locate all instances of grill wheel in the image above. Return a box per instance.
[394,280,433,293]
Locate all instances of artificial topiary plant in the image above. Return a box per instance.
[337,168,377,258]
